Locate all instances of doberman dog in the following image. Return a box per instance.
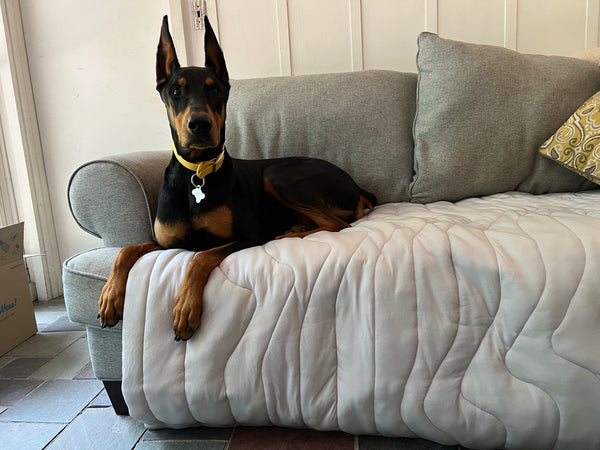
[98,15,377,341]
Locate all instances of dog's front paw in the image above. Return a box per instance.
[172,288,202,341]
[98,279,125,328]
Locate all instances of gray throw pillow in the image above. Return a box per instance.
[410,33,600,203]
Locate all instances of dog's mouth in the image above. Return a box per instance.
[178,140,220,162]
[187,142,212,150]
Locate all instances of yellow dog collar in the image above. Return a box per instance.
[172,141,225,180]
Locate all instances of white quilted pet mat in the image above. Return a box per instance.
[122,191,600,449]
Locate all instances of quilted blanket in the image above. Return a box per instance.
[122,191,600,449]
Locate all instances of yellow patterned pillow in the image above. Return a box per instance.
[539,90,600,185]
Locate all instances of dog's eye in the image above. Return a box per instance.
[170,86,182,98]
[208,87,220,98]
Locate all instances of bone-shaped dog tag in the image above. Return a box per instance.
[190,175,206,204]
[192,185,205,203]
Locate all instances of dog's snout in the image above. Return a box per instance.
[187,114,213,136]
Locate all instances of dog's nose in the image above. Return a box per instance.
[187,114,213,135]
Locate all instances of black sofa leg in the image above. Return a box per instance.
[103,380,129,415]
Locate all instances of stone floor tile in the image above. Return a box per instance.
[89,389,112,408]
[0,379,42,405]
[0,357,51,378]
[135,442,226,450]
[74,361,96,380]
[33,297,68,328]
[228,426,355,450]
[46,407,145,450]
[29,337,90,380]
[142,426,234,441]
[0,356,15,369]
[5,331,85,358]
[41,315,86,332]
[0,379,102,423]
[358,436,460,449]
[0,422,65,449]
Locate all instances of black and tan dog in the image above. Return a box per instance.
[98,16,377,341]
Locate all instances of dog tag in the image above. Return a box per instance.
[191,175,206,203]
[192,185,205,203]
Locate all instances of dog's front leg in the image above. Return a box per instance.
[172,241,251,341]
[99,241,162,327]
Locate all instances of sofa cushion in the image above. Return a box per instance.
[410,33,600,203]
[227,71,417,204]
[63,247,121,328]
[539,90,600,185]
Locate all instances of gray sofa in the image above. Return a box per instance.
[64,34,600,445]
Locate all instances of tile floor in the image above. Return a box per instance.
[0,298,461,450]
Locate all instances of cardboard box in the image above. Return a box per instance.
[0,222,37,355]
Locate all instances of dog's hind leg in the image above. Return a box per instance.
[275,203,352,239]
[263,178,354,238]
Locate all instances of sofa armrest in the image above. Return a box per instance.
[68,151,170,247]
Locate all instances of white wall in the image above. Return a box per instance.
[20,0,171,262]
[18,0,600,263]
[183,0,600,78]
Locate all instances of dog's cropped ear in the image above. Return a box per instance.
[204,16,229,85]
[156,15,180,91]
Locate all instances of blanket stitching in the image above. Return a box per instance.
[546,214,595,450]
[549,214,596,374]
[420,223,461,444]
[250,246,295,427]
[371,228,408,435]
[301,227,376,431]
[503,213,565,449]
[262,242,327,429]
[445,227,509,447]
[453,217,510,446]
[170,251,196,426]
[399,224,456,442]
[142,250,170,427]
[399,225,426,437]
[363,228,389,435]
[329,232,374,431]
[124,250,157,426]
[481,211,558,448]
[212,264,257,426]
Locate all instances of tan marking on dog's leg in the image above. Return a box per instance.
[264,177,354,239]
[275,206,351,239]
[98,241,162,327]
[172,241,241,341]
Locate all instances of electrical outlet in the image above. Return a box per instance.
[192,0,207,30]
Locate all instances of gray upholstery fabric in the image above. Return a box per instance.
[227,71,417,204]
[87,326,122,380]
[63,247,122,380]
[63,247,121,327]
[68,151,170,247]
[411,33,600,203]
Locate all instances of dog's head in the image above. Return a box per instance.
[156,16,230,162]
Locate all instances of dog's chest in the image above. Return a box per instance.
[154,205,233,250]
[191,205,233,239]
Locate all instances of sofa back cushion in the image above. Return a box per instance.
[226,71,417,204]
[410,33,600,203]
